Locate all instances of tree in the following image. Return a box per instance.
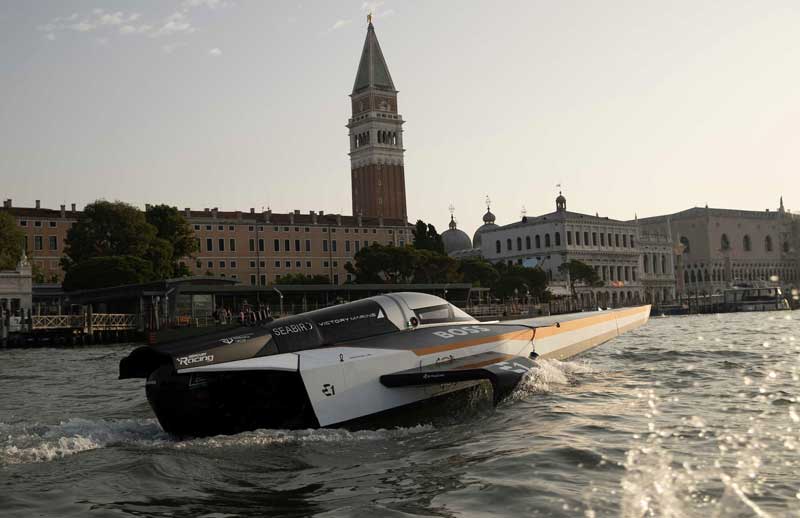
[493,262,549,300]
[345,244,418,284]
[145,204,198,260]
[0,211,24,270]
[62,200,156,267]
[459,257,500,287]
[411,220,444,254]
[62,256,155,291]
[558,260,600,299]
[412,249,462,284]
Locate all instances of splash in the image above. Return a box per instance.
[510,358,596,400]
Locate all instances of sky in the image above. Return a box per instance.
[1,0,798,237]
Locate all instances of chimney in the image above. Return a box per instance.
[212,208,218,218]
[310,210,318,224]
[249,208,255,214]
[319,210,324,216]
[289,212,295,224]
[60,205,66,218]
[236,211,242,220]
[336,214,342,226]
[35,200,41,209]
[184,207,191,217]
[263,209,271,223]
[71,203,76,212]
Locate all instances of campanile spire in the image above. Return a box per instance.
[348,18,407,220]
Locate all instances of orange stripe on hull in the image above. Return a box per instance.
[534,306,649,338]
[413,329,534,357]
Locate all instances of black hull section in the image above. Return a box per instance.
[146,366,318,437]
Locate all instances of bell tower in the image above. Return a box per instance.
[348,16,407,220]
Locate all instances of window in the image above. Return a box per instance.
[20,220,27,227]
[576,232,581,246]
[629,235,635,248]
[661,255,666,274]
[721,234,730,250]
[680,236,690,253]
[294,227,299,232]
[496,240,501,253]
[260,260,265,268]
[600,233,606,246]
[258,239,264,252]
[284,239,290,252]
[229,239,236,252]
[305,240,311,252]
[249,260,256,268]
[525,236,531,249]
[34,221,42,227]
[323,228,327,233]
[260,274,266,286]
[554,232,561,246]
[296,261,301,268]
[48,236,58,250]
[324,260,329,267]
[218,238,225,252]
[207,261,213,268]
[622,234,627,247]
[306,261,312,268]
[615,234,620,247]
[765,235,773,252]
[248,225,254,231]
[346,240,351,252]
[34,236,43,250]
[273,226,279,232]
[332,240,338,252]
[49,221,56,228]
[305,227,310,233]
[333,261,339,267]
[273,239,280,252]
[743,235,751,252]
[274,261,281,268]
[206,238,213,252]
[355,240,361,252]
[249,239,255,252]
[218,225,224,231]
[219,261,226,268]
[567,232,572,245]
[535,235,541,248]
[205,225,211,231]
[285,261,291,268]
[544,234,551,247]
[230,261,237,268]
[294,239,300,252]
[283,226,289,232]
[784,241,790,253]
[250,274,256,286]
[506,239,512,251]
[592,232,597,246]
[516,237,522,251]
[323,240,329,252]
[608,233,613,247]
[584,232,589,245]
[196,260,202,268]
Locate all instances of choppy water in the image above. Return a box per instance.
[1,312,799,517]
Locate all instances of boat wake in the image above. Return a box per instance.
[0,417,435,466]
[509,358,598,400]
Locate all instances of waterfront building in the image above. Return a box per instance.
[0,252,32,315]
[637,199,799,296]
[348,18,407,221]
[638,231,677,304]
[480,193,650,307]
[0,199,409,285]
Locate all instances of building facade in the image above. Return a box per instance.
[348,19,407,220]
[1,199,410,285]
[638,199,799,296]
[480,194,651,307]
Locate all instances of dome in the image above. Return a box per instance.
[473,207,498,248]
[556,191,567,212]
[442,216,472,254]
[483,209,496,224]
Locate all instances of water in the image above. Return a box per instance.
[1,312,798,517]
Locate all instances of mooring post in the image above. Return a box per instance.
[1,309,7,348]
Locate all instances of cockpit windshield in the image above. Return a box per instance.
[413,303,475,325]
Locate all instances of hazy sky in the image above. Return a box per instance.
[1,1,798,236]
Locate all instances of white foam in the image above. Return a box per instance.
[511,358,596,399]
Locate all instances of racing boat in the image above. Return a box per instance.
[120,292,650,436]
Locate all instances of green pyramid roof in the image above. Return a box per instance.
[352,22,395,94]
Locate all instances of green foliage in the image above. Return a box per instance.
[492,262,548,300]
[61,201,197,289]
[558,260,601,298]
[145,204,198,259]
[277,273,331,285]
[458,257,500,287]
[0,211,24,270]
[62,256,155,291]
[411,220,444,254]
[346,244,460,284]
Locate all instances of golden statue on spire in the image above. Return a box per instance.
[367,12,373,24]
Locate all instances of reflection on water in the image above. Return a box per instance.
[1,311,797,517]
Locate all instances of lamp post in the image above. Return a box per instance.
[272,287,283,316]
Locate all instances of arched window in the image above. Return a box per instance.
[506,238,512,251]
[652,255,657,273]
[680,236,690,253]
[684,270,689,283]
[721,234,730,250]
[704,269,710,282]
[644,255,649,273]
[690,270,696,283]
[495,240,501,254]
[555,232,561,246]
[661,255,666,274]
[576,232,581,245]
[783,241,790,253]
[743,235,751,252]
[544,234,551,247]
[535,235,541,248]
[516,237,522,251]
[615,234,620,247]
[525,236,531,249]
[765,235,773,252]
